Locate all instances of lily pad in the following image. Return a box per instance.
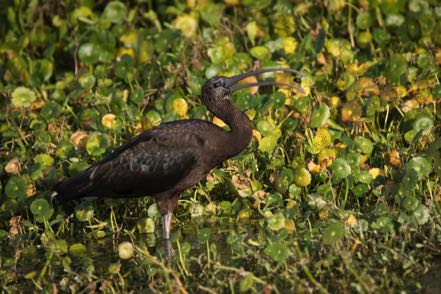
[86,132,109,157]
[310,103,331,128]
[264,241,289,263]
[293,167,311,187]
[332,158,351,180]
[250,46,271,60]
[322,222,345,245]
[5,175,27,199]
[406,157,432,180]
[102,1,127,24]
[267,214,286,231]
[412,204,430,225]
[258,135,278,153]
[11,87,37,108]
[30,198,50,216]
[197,228,212,243]
[412,114,434,133]
[70,243,87,257]
[354,136,374,156]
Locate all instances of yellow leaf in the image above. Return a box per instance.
[319,209,329,220]
[172,98,188,117]
[238,76,259,94]
[318,148,337,167]
[389,150,401,166]
[307,160,322,175]
[213,116,226,127]
[282,37,298,54]
[173,14,198,38]
[70,131,88,150]
[284,219,296,232]
[312,127,332,153]
[117,48,135,60]
[347,214,357,226]
[5,158,21,175]
[119,32,138,48]
[252,129,261,141]
[101,113,117,129]
[368,168,381,179]
[330,96,341,108]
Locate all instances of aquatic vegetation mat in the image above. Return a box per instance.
[1,0,441,292]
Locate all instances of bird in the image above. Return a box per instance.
[53,67,302,256]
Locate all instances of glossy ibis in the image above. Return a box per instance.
[53,68,302,254]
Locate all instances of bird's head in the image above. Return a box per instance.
[201,67,304,107]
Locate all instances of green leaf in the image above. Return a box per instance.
[310,103,331,128]
[30,198,50,216]
[406,157,432,180]
[5,176,27,199]
[86,132,109,157]
[34,154,54,168]
[356,12,373,29]
[68,161,91,176]
[401,169,418,190]
[75,206,94,222]
[52,239,69,254]
[322,222,345,245]
[412,204,430,225]
[197,228,212,243]
[275,168,294,193]
[37,59,54,81]
[332,158,351,180]
[40,102,61,120]
[371,216,394,234]
[267,214,286,231]
[264,241,289,263]
[79,73,96,89]
[412,115,434,133]
[386,54,407,85]
[246,21,258,45]
[258,135,278,153]
[401,194,419,211]
[102,1,127,24]
[353,170,373,184]
[207,47,224,65]
[148,203,160,219]
[240,273,255,292]
[137,218,155,234]
[354,136,374,155]
[250,46,271,60]
[256,120,277,137]
[70,243,87,257]
[78,43,100,64]
[11,87,36,108]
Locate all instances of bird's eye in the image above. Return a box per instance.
[213,81,223,87]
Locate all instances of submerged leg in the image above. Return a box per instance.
[156,194,179,258]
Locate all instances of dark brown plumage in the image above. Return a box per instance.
[53,68,302,254]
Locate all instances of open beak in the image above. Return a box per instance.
[224,67,304,93]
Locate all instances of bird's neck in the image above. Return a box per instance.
[211,100,253,158]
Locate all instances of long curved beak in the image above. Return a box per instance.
[224,67,304,93]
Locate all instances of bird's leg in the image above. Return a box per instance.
[156,194,179,258]
[162,211,173,240]
[162,211,173,259]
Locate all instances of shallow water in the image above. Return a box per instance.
[420,257,441,294]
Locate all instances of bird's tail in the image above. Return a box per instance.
[53,168,94,204]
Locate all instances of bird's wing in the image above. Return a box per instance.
[84,128,202,196]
